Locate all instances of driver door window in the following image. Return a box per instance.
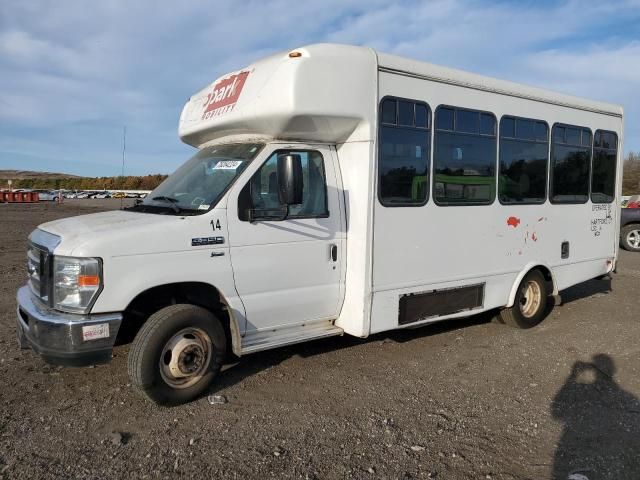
[241,150,329,220]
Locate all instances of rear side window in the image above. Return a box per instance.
[433,106,497,205]
[591,130,618,203]
[241,150,328,220]
[550,124,592,204]
[498,116,548,204]
[378,97,431,206]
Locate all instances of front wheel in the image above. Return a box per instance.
[128,304,226,406]
[621,224,640,252]
[500,270,549,329]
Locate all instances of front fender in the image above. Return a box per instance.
[91,248,247,337]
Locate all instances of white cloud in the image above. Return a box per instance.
[1,0,639,176]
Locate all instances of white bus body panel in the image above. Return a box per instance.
[370,67,622,334]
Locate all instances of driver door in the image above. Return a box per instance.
[226,144,345,334]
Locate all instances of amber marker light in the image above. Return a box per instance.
[288,51,302,58]
[78,275,100,287]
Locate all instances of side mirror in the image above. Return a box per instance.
[277,154,303,205]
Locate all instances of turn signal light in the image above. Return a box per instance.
[78,275,100,287]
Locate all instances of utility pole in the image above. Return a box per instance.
[121,126,126,209]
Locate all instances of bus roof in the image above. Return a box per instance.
[376,51,623,118]
[178,43,622,147]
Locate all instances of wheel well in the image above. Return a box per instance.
[117,282,235,355]
[530,265,555,295]
[532,265,553,283]
[508,264,556,307]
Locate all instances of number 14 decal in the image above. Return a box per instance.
[210,219,222,231]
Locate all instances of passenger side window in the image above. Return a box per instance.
[241,150,328,220]
[378,97,431,206]
[591,130,618,204]
[550,124,591,203]
[434,106,497,205]
[498,116,548,204]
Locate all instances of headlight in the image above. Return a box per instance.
[53,256,102,313]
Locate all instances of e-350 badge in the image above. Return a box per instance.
[191,237,224,247]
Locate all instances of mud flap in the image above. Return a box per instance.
[17,322,30,350]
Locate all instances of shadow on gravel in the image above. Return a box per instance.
[551,354,640,480]
[559,278,612,306]
[208,311,494,397]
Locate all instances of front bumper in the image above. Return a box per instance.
[16,286,123,366]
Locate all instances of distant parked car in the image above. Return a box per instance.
[113,192,126,199]
[94,192,111,199]
[621,207,640,252]
[38,191,57,201]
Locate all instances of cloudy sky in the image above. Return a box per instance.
[1,0,639,176]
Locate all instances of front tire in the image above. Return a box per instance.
[621,224,640,252]
[500,270,549,329]
[128,304,226,406]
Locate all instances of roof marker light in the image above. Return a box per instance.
[288,51,302,58]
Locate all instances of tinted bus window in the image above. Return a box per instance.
[498,117,548,204]
[434,107,496,205]
[591,130,618,203]
[550,124,591,204]
[378,98,431,206]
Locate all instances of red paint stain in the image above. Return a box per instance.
[507,216,521,228]
[532,232,538,242]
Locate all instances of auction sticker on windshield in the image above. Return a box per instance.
[214,160,243,170]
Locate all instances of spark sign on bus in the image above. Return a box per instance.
[201,71,250,120]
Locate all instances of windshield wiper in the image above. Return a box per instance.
[151,196,181,213]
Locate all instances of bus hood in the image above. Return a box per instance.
[37,210,211,257]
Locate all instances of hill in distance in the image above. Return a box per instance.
[0,170,83,180]
[1,169,168,191]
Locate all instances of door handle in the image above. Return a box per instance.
[330,244,338,262]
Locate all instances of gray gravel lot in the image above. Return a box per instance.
[1,199,639,479]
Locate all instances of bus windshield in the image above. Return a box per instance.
[137,143,264,215]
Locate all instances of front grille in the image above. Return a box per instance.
[27,242,51,304]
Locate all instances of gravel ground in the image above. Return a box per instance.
[1,200,639,479]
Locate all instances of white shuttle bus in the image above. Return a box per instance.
[17,44,623,405]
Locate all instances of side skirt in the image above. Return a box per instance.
[240,320,343,355]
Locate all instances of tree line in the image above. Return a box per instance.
[623,152,640,195]
[10,174,168,191]
[5,152,640,195]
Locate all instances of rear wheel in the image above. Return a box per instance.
[621,224,640,252]
[128,304,226,406]
[500,270,549,329]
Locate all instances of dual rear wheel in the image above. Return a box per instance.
[499,269,549,329]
